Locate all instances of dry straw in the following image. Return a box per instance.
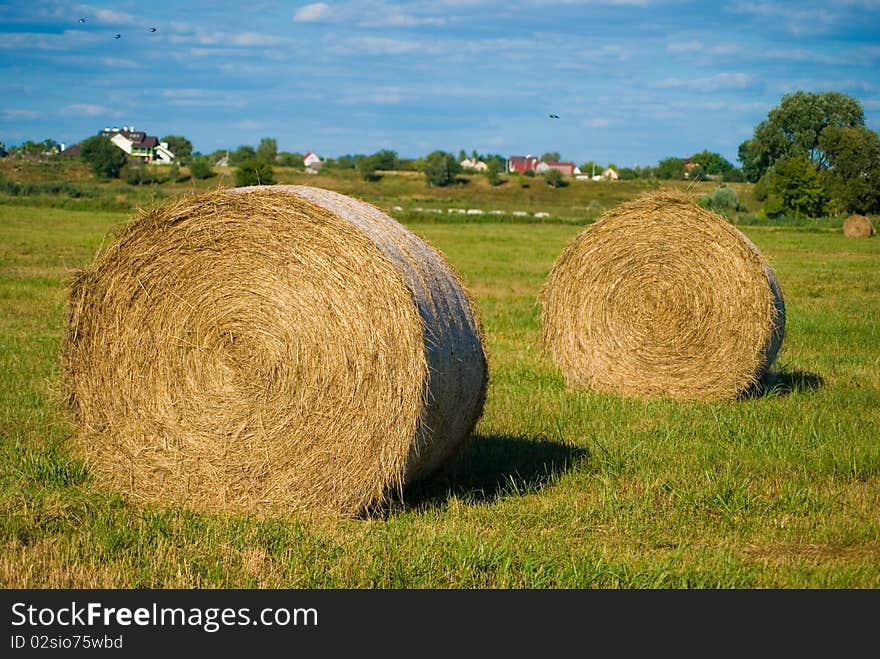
[61,185,488,516]
[539,190,785,401]
[843,214,874,238]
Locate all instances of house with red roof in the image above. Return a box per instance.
[506,154,539,173]
[536,160,577,176]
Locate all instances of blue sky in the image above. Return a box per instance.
[1,0,879,167]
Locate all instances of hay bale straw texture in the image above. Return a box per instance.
[843,214,874,238]
[61,185,488,516]
[539,190,785,401]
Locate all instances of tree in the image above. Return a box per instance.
[256,137,277,163]
[189,156,215,180]
[737,91,864,182]
[229,145,256,166]
[161,135,193,163]
[234,158,276,187]
[656,157,686,180]
[422,151,460,187]
[763,156,827,218]
[581,161,602,176]
[689,150,734,176]
[371,149,397,171]
[485,158,503,186]
[79,135,128,178]
[357,155,380,181]
[540,152,561,162]
[483,153,506,173]
[543,169,566,188]
[276,151,303,168]
[819,125,880,214]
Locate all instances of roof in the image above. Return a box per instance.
[133,136,158,149]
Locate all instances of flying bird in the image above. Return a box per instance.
[114,34,121,39]
[149,27,157,32]
[549,113,560,119]
[78,18,86,23]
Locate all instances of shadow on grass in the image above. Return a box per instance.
[401,434,589,511]
[745,368,825,399]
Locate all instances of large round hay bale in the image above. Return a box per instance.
[539,190,785,401]
[61,185,488,516]
[843,214,874,238]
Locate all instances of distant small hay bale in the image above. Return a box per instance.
[539,190,785,401]
[843,214,874,238]
[60,185,488,516]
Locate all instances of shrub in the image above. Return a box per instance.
[422,151,460,187]
[79,135,128,179]
[234,159,276,187]
[698,186,745,215]
[543,169,567,188]
[189,157,215,180]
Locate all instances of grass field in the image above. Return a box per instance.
[1,200,879,588]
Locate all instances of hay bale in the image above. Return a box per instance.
[539,190,785,401]
[60,185,488,516]
[843,214,874,238]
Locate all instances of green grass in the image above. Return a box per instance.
[1,202,879,588]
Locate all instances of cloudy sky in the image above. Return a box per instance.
[2,0,879,167]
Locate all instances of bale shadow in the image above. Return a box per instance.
[745,368,825,399]
[401,434,589,511]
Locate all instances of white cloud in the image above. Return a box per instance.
[168,31,286,47]
[336,36,422,55]
[101,57,140,68]
[65,103,107,116]
[294,3,331,22]
[666,40,703,53]
[339,86,404,105]
[160,89,248,108]
[732,1,837,35]
[658,72,754,92]
[0,30,98,50]
[91,8,137,25]
[238,119,268,130]
[2,109,41,120]
[359,12,447,27]
[585,117,612,128]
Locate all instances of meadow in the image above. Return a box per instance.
[1,181,878,587]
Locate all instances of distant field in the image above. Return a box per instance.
[0,158,763,223]
[1,201,879,588]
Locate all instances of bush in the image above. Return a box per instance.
[79,135,128,179]
[523,169,535,177]
[422,151,460,187]
[234,159,276,187]
[358,155,380,182]
[122,164,166,185]
[763,156,827,219]
[189,157,215,180]
[698,186,745,215]
[543,169,567,188]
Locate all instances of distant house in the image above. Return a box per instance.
[59,143,81,158]
[460,157,488,172]
[100,126,174,164]
[536,161,576,176]
[507,155,539,173]
[303,151,322,173]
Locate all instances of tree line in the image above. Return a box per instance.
[8,90,878,214]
